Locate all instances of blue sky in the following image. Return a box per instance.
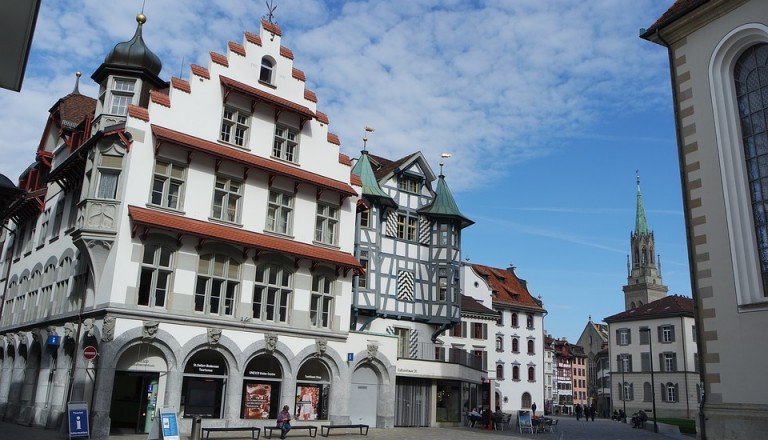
[0,0,686,342]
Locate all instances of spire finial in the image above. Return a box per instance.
[634,171,649,235]
[439,153,452,176]
[362,126,375,152]
[72,72,82,94]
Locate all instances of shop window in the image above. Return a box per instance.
[181,350,228,418]
[242,354,283,419]
[295,359,330,420]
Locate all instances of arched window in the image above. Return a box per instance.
[643,382,652,402]
[526,314,534,329]
[512,365,520,380]
[138,244,174,307]
[512,337,519,353]
[495,336,503,352]
[527,339,535,354]
[511,313,518,327]
[496,364,504,380]
[527,366,535,381]
[194,253,240,316]
[736,43,768,294]
[521,392,532,409]
[253,263,292,323]
[260,57,275,83]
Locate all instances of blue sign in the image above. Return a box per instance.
[347,353,354,362]
[159,407,180,440]
[67,402,89,438]
[47,335,60,346]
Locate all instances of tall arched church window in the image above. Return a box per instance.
[736,43,768,294]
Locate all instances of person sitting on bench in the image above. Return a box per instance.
[631,410,648,428]
[277,405,292,439]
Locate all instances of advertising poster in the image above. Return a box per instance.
[244,383,271,419]
[295,386,320,420]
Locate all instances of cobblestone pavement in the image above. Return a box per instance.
[0,416,694,440]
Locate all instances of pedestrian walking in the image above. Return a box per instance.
[575,403,582,421]
[531,402,537,417]
[590,405,596,421]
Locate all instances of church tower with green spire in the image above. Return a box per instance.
[622,174,668,310]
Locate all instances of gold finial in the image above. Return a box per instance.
[137,13,147,24]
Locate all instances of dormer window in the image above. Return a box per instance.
[260,57,275,84]
[109,78,136,116]
[399,175,420,193]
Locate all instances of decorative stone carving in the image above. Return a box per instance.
[143,321,159,340]
[102,316,116,342]
[83,318,95,336]
[265,333,278,353]
[207,327,222,346]
[47,326,58,336]
[366,342,379,361]
[64,322,75,339]
[315,338,328,357]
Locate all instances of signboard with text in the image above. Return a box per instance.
[67,402,89,439]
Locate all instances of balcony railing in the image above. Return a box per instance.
[399,342,484,370]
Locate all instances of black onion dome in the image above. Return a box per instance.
[103,13,162,76]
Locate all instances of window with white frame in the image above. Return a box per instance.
[496,309,503,326]
[662,352,677,372]
[357,251,368,289]
[660,325,675,343]
[220,106,249,147]
[664,383,678,402]
[395,327,410,358]
[151,161,185,210]
[398,175,419,193]
[496,335,503,352]
[526,313,534,329]
[260,57,274,83]
[267,190,293,235]
[194,253,239,316]
[253,263,292,323]
[96,154,123,199]
[617,328,631,345]
[438,268,448,301]
[138,244,173,307]
[211,176,242,223]
[51,199,64,239]
[396,213,418,241]
[109,78,135,115]
[310,273,333,328]
[273,125,299,163]
[360,208,371,228]
[315,203,339,245]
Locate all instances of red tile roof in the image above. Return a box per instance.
[228,41,246,57]
[292,68,306,81]
[220,75,315,119]
[604,295,694,322]
[210,52,229,67]
[191,64,210,80]
[350,174,362,187]
[327,132,340,145]
[461,294,498,317]
[316,111,329,125]
[150,90,170,107]
[280,46,294,60]
[245,32,262,46]
[128,205,361,271]
[338,153,351,166]
[171,77,191,93]
[52,93,96,130]
[643,0,707,36]
[127,105,149,122]
[469,263,545,312]
[151,124,357,197]
[304,89,318,103]
[261,19,282,37]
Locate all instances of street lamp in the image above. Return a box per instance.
[642,328,658,433]
[617,354,626,422]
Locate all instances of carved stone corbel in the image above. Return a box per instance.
[207,327,222,346]
[264,332,278,353]
[102,315,116,342]
[142,320,159,340]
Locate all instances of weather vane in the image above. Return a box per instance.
[439,153,452,175]
[265,0,278,24]
[363,126,375,151]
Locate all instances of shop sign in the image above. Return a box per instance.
[190,362,225,375]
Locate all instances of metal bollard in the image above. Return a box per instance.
[190,416,202,440]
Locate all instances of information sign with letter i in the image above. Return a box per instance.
[67,401,90,439]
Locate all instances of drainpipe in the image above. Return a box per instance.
[654,27,707,440]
